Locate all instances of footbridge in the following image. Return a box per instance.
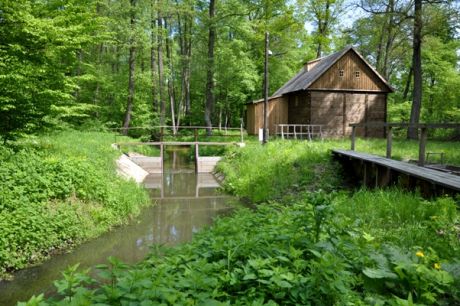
[114,141,239,174]
[333,122,460,197]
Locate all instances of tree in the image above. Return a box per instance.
[204,0,216,135]
[299,0,343,58]
[407,0,422,139]
[0,0,102,141]
[122,0,138,135]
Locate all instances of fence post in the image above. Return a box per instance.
[386,126,392,158]
[195,142,199,173]
[194,128,198,142]
[160,143,164,174]
[351,126,356,150]
[240,120,244,143]
[418,127,428,166]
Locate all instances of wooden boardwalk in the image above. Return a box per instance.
[332,149,460,194]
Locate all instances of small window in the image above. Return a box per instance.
[355,71,361,78]
[339,69,344,77]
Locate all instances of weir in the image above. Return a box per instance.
[0,147,237,305]
[115,141,238,174]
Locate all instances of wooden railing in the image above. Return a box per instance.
[111,125,246,143]
[349,122,460,166]
[276,124,324,140]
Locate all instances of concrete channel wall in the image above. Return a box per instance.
[116,154,149,183]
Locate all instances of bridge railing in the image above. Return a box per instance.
[275,124,324,141]
[113,141,238,173]
[110,125,247,143]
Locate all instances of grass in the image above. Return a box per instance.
[21,136,460,305]
[217,140,342,202]
[0,130,150,279]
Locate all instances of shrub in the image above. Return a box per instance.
[0,131,150,278]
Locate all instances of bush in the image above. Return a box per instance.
[217,140,342,202]
[25,191,460,305]
[0,131,150,278]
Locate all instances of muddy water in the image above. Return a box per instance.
[0,147,235,305]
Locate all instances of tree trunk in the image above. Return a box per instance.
[382,0,395,79]
[165,18,177,134]
[185,16,192,116]
[315,0,331,59]
[204,0,216,136]
[151,2,158,113]
[402,64,413,100]
[178,10,192,116]
[407,0,422,140]
[93,43,104,118]
[157,12,166,126]
[122,0,137,135]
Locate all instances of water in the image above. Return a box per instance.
[0,147,235,305]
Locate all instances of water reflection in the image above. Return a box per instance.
[0,147,234,305]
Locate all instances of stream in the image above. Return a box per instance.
[0,147,236,305]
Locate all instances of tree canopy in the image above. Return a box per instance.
[0,0,459,140]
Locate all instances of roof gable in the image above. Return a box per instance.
[272,46,393,96]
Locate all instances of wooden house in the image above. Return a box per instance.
[246,46,393,137]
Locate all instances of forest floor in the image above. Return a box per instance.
[23,136,460,305]
[0,130,150,280]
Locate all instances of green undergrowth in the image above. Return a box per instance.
[217,140,343,202]
[23,138,460,305]
[24,190,460,305]
[0,130,150,279]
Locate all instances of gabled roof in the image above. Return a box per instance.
[272,46,393,97]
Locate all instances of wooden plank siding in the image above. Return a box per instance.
[309,51,388,92]
[308,92,386,137]
[246,47,391,136]
[246,96,288,135]
[310,92,344,136]
[288,91,310,124]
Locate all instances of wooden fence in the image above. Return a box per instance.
[349,122,460,166]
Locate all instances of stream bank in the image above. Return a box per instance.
[0,145,237,305]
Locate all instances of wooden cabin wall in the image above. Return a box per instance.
[287,91,311,124]
[246,97,288,135]
[310,91,386,137]
[366,93,386,137]
[309,52,388,92]
[246,104,257,135]
[310,92,346,136]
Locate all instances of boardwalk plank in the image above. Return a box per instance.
[332,149,460,191]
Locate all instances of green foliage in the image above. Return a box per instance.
[217,140,342,202]
[0,131,150,278]
[334,189,459,257]
[28,189,460,305]
[0,0,105,141]
[23,137,460,305]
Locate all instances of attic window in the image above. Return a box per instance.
[339,69,344,77]
[355,71,361,78]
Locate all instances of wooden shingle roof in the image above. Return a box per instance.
[272,46,393,96]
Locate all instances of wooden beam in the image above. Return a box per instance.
[160,143,164,174]
[350,122,460,129]
[418,127,428,166]
[386,126,392,158]
[195,142,199,174]
[351,126,356,150]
